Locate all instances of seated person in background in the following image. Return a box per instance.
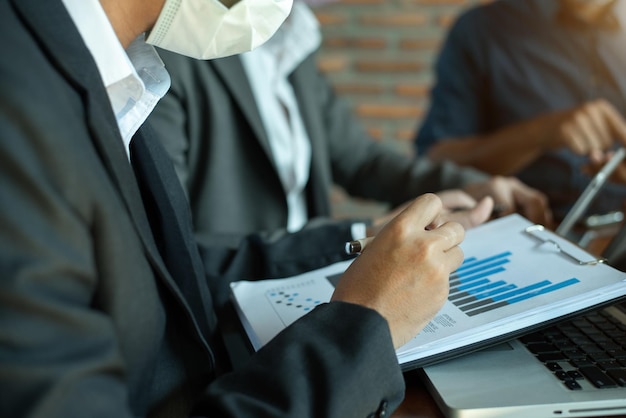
[149,0,552,307]
[415,0,626,222]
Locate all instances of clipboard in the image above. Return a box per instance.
[230,214,626,370]
[525,224,606,266]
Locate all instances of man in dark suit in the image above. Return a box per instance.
[0,0,466,417]
[149,0,552,308]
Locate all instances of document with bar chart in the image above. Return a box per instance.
[230,214,626,370]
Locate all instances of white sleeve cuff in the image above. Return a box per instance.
[350,222,367,240]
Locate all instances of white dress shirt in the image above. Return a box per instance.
[61,0,170,160]
[240,2,320,232]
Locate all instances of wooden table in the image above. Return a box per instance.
[391,370,444,418]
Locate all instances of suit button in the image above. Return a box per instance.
[375,400,388,418]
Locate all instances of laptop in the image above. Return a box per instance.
[420,151,626,418]
[420,295,626,417]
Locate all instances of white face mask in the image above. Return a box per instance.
[147,0,293,60]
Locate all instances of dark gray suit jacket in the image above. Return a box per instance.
[149,50,489,291]
[0,1,404,417]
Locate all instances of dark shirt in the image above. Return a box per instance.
[416,0,626,219]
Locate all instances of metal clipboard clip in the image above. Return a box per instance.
[524,225,607,266]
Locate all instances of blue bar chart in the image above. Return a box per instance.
[449,251,580,317]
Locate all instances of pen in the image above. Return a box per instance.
[345,236,374,255]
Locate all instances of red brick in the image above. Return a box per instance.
[359,13,429,27]
[356,104,423,119]
[323,37,387,49]
[399,38,440,50]
[315,12,348,26]
[317,56,349,73]
[334,83,385,95]
[395,84,430,98]
[355,60,422,73]
[437,13,459,27]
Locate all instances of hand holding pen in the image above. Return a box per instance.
[332,193,465,348]
[344,193,493,255]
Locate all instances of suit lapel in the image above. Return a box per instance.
[212,56,278,167]
[12,0,214,351]
[213,54,334,217]
[11,0,165,271]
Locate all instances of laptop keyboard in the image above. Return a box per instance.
[521,303,626,390]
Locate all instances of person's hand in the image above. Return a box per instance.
[539,99,626,157]
[435,189,477,210]
[437,195,494,229]
[582,150,626,185]
[464,176,553,227]
[332,193,465,348]
[368,189,492,235]
[435,189,493,229]
[368,201,413,236]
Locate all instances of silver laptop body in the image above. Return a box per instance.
[421,302,626,418]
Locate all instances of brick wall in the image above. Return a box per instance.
[313,0,488,219]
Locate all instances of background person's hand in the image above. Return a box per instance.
[435,189,477,210]
[464,176,553,227]
[369,189,491,235]
[437,194,494,229]
[332,194,465,348]
[540,99,626,156]
[582,149,626,185]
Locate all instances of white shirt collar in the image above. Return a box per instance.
[258,1,321,76]
[61,0,170,159]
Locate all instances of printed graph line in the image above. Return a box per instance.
[449,251,581,316]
